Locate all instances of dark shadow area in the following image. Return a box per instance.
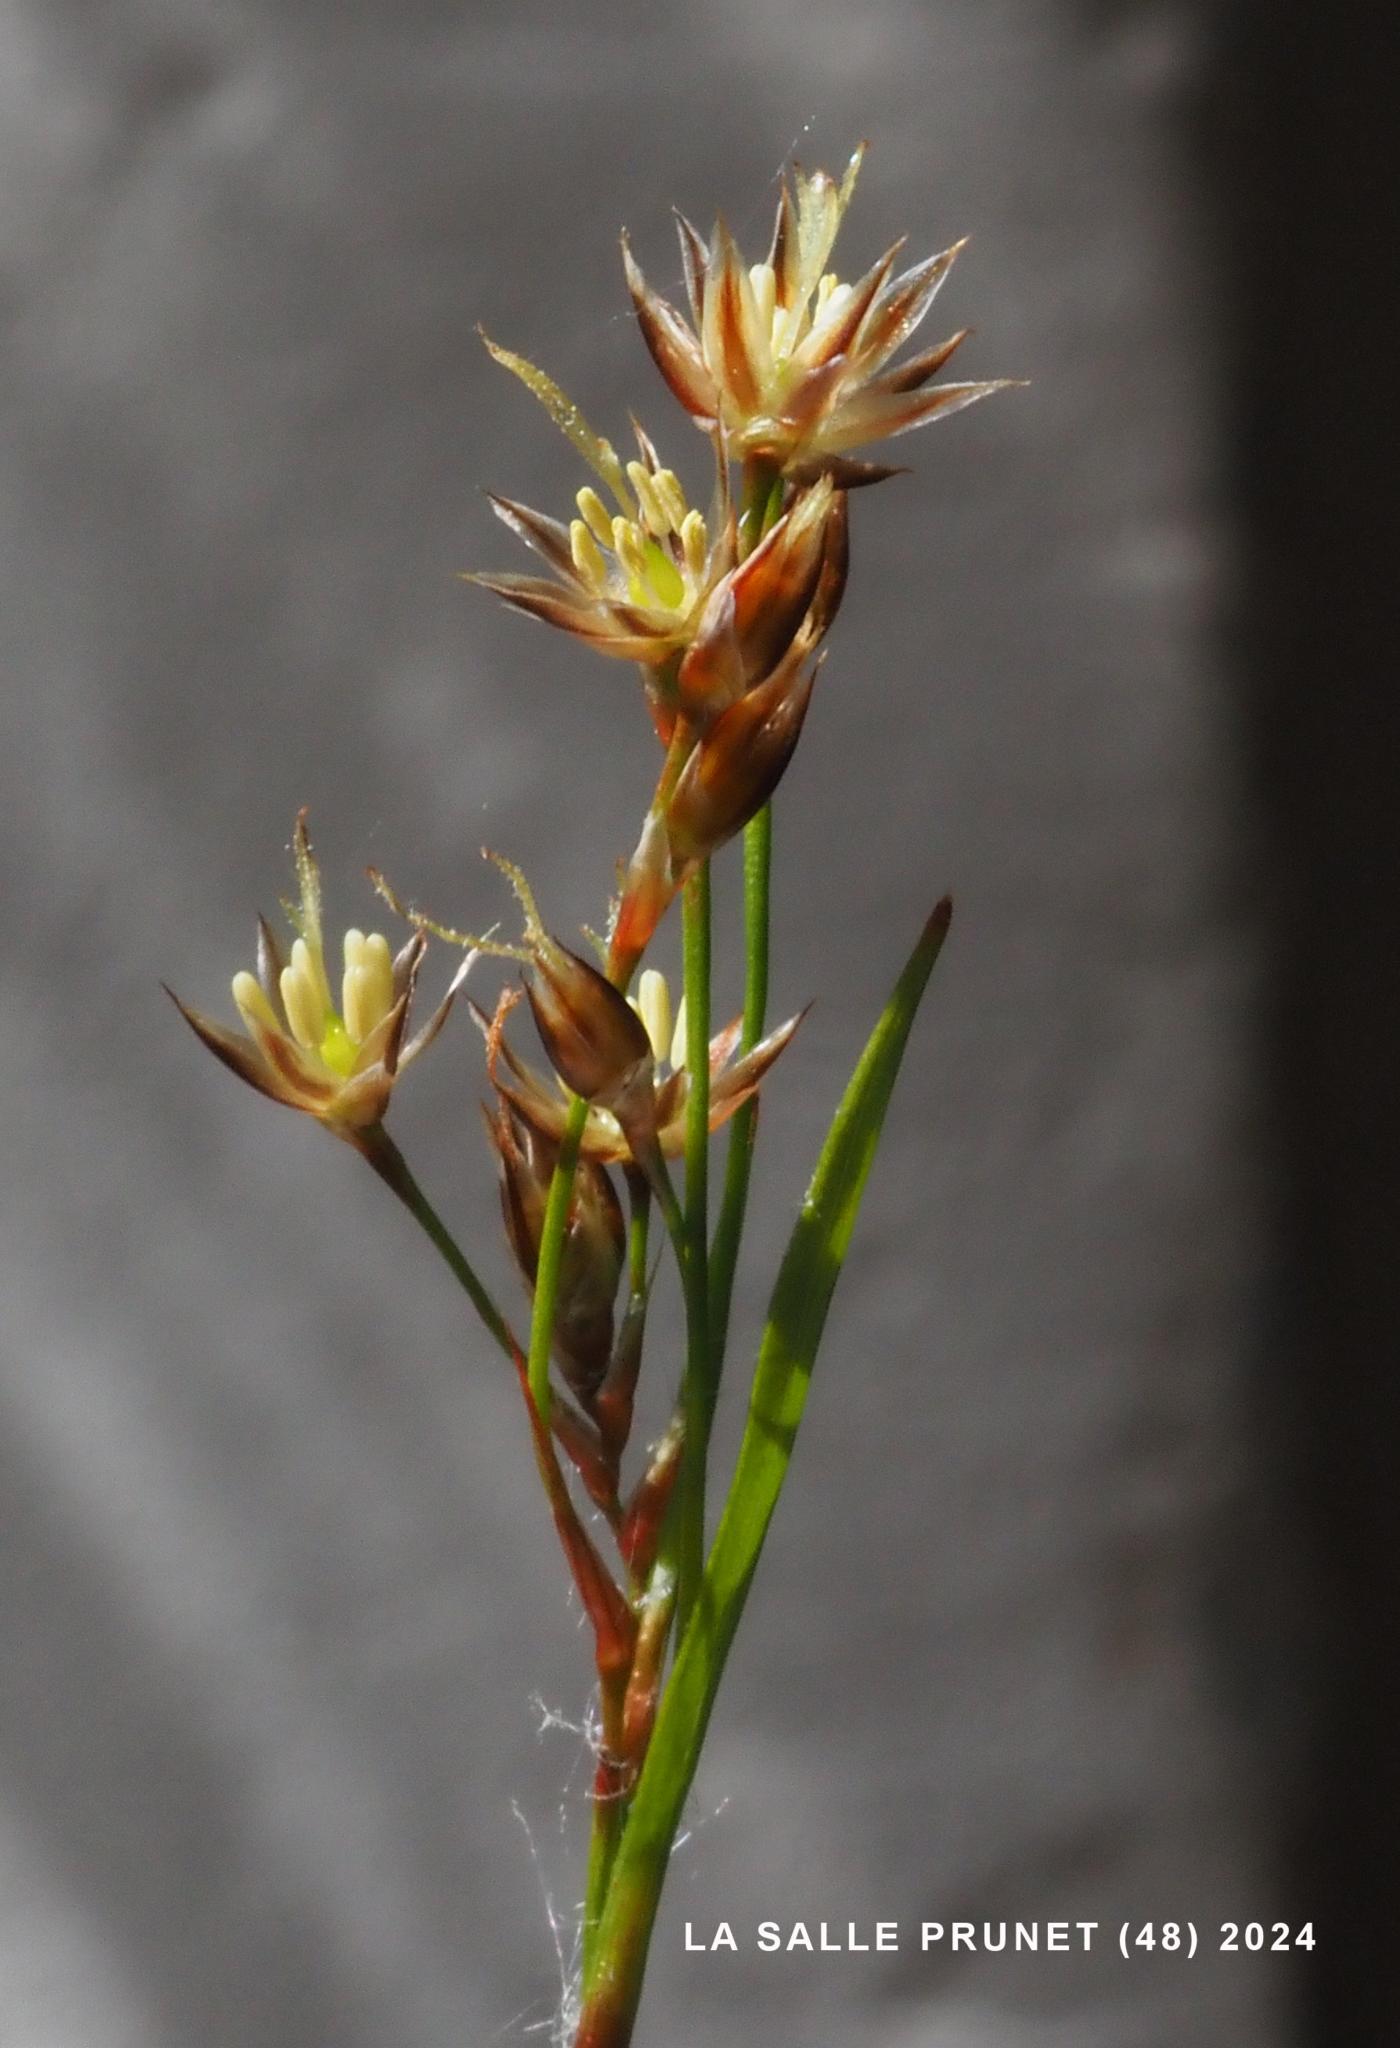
[1210,7,1400,2040]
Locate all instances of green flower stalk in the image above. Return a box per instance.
[173,141,1014,2048]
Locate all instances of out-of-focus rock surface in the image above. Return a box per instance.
[1,2,1296,2044]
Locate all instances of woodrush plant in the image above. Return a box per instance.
[172,144,1014,2048]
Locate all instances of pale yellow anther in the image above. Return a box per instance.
[342,929,394,1044]
[612,516,650,588]
[232,970,279,1037]
[749,262,777,337]
[626,461,669,537]
[679,509,709,581]
[301,935,328,994]
[341,964,374,1046]
[652,469,689,533]
[669,994,689,1075]
[570,517,609,588]
[635,968,673,1064]
[293,923,332,1018]
[576,486,614,549]
[362,929,394,1004]
[281,943,326,1050]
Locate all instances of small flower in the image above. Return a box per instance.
[608,485,844,979]
[624,144,1016,483]
[469,338,849,741]
[470,336,728,668]
[477,966,803,1170]
[170,812,464,1136]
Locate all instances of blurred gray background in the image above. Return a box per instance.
[3,2,1386,2044]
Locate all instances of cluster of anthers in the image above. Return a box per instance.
[169,812,464,1139]
[474,346,726,671]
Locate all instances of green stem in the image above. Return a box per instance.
[576,460,795,2043]
[525,1092,590,1424]
[674,861,712,1634]
[705,453,784,1369]
[581,1170,652,1976]
[357,1124,514,1356]
[707,799,771,1368]
[582,1687,628,1978]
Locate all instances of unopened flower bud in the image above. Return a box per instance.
[666,652,819,867]
[489,1102,626,1406]
[526,940,655,1124]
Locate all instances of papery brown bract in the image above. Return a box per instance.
[609,808,674,988]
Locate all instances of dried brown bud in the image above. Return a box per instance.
[446,853,661,1151]
[476,978,803,1169]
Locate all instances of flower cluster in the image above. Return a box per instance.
[173,143,1011,2048]
[175,141,1007,1433]
[175,142,1006,1372]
